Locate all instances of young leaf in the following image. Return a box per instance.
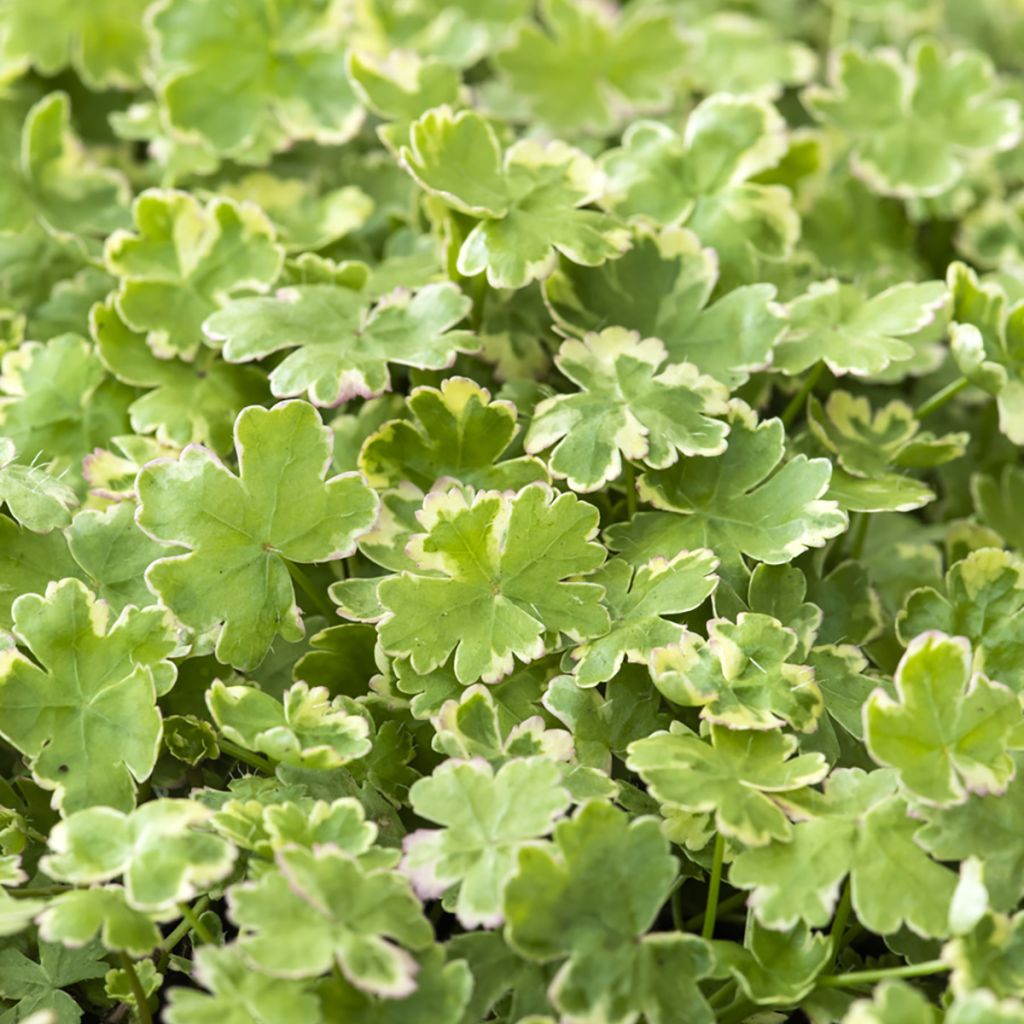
[401,106,630,289]
[0,437,76,532]
[524,328,729,492]
[0,940,108,1024]
[377,483,608,684]
[864,632,1020,806]
[402,757,571,928]
[137,400,379,671]
[0,578,173,813]
[205,282,477,407]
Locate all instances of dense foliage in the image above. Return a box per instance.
[1,1,1024,1022]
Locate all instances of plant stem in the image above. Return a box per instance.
[916,376,969,419]
[9,883,69,898]
[178,899,217,946]
[684,890,747,931]
[156,895,211,973]
[780,363,824,427]
[623,461,638,518]
[702,832,726,940]
[707,980,737,1010]
[717,996,757,1024]
[285,560,336,620]
[827,883,852,966]
[217,737,275,775]
[118,953,152,1024]
[845,512,870,562]
[817,958,948,989]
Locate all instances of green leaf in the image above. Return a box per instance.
[599,96,797,288]
[402,106,630,289]
[524,328,729,492]
[494,0,687,134]
[165,944,322,1024]
[230,845,433,994]
[207,680,371,769]
[627,721,828,845]
[402,757,570,927]
[205,282,476,407]
[105,189,283,359]
[944,910,1024,999]
[731,768,958,936]
[93,295,266,453]
[775,279,949,377]
[0,92,129,240]
[137,400,379,671]
[42,799,235,911]
[899,548,1024,694]
[0,578,173,813]
[649,612,824,731]
[917,754,1024,912]
[608,402,846,576]
[36,886,164,956]
[0,940,107,1024]
[0,437,76,532]
[542,225,786,388]
[504,800,713,1024]
[377,483,608,684]
[151,0,364,155]
[359,377,547,492]
[804,40,1020,198]
[0,0,150,88]
[839,981,940,1024]
[570,550,718,687]
[0,333,132,490]
[865,631,1020,806]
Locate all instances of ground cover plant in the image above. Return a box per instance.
[2,0,1024,1021]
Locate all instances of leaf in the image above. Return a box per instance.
[205,282,477,407]
[0,578,173,814]
[42,799,235,911]
[493,0,687,134]
[36,887,164,956]
[105,189,283,359]
[916,754,1024,912]
[359,377,547,491]
[377,483,608,684]
[524,328,729,491]
[401,106,630,289]
[864,632,1020,805]
[944,911,1024,999]
[230,844,433,994]
[93,295,266,453]
[0,333,132,489]
[0,437,76,532]
[164,945,323,1024]
[899,548,1024,694]
[599,95,797,288]
[650,612,824,731]
[151,0,364,155]
[207,680,371,769]
[137,400,379,671]
[774,279,949,377]
[542,225,786,388]
[731,768,958,936]
[570,550,718,686]
[804,40,1020,197]
[627,721,828,846]
[504,800,713,1024]
[0,940,107,1024]
[402,757,570,927]
[839,981,940,1024]
[0,92,129,240]
[607,402,846,576]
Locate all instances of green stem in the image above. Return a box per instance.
[828,0,850,52]
[217,737,275,775]
[9,883,69,898]
[179,899,217,947]
[780,363,824,428]
[118,953,153,1024]
[702,832,726,940]
[827,883,852,967]
[916,376,969,419]
[845,512,870,562]
[717,996,756,1024]
[817,959,948,989]
[156,896,211,972]
[623,461,638,519]
[670,883,685,932]
[684,890,747,931]
[707,980,737,1010]
[285,560,336,621]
